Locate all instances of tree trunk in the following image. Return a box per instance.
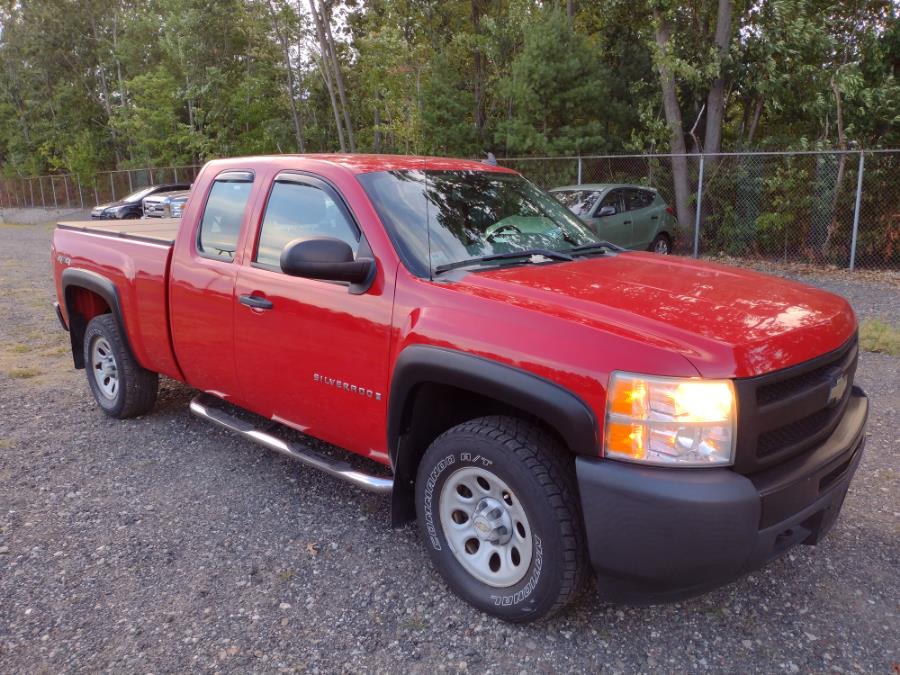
[308,0,346,152]
[472,0,486,144]
[824,76,848,254]
[373,98,382,153]
[89,14,121,165]
[746,97,763,146]
[267,0,305,152]
[320,1,355,152]
[111,12,132,161]
[567,0,575,23]
[653,10,694,242]
[703,0,733,157]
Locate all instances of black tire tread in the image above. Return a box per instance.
[431,415,589,620]
[84,314,158,418]
[649,232,671,253]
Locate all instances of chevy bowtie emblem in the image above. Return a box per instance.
[827,372,848,406]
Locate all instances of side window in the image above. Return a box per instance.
[255,180,359,269]
[198,174,254,261]
[643,190,657,207]
[625,189,646,211]
[598,190,619,214]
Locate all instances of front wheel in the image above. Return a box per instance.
[83,314,158,419]
[415,416,589,622]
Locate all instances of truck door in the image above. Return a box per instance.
[232,172,393,463]
[169,170,256,399]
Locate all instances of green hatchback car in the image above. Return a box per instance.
[549,184,676,254]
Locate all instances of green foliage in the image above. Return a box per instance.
[0,0,895,178]
[497,10,611,155]
[859,318,900,355]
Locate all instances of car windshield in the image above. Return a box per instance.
[358,169,599,277]
[122,187,158,203]
[552,189,601,216]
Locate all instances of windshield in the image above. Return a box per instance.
[122,186,158,203]
[358,169,599,277]
[552,189,602,216]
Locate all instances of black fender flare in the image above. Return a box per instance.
[61,268,127,369]
[387,345,599,524]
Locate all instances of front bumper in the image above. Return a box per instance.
[576,386,868,603]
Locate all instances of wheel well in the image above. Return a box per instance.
[64,286,111,369]
[390,382,571,526]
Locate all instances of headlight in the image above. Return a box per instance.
[603,372,736,467]
[170,202,184,218]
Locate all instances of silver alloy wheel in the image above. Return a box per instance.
[654,237,670,254]
[439,466,534,587]
[90,336,119,400]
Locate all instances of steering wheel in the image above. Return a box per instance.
[487,224,522,241]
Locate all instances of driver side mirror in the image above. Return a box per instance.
[596,205,616,217]
[280,237,375,292]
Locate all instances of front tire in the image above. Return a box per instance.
[415,416,588,622]
[83,314,158,419]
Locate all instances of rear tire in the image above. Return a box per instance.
[415,416,589,622]
[650,233,671,254]
[83,314,158,419]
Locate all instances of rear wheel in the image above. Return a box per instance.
[83,314,158,418]
[415,416,588,622]
[650,233,671,254]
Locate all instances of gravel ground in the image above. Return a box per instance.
[1,221,898,674]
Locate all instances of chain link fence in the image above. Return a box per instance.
[0,164,203,212]
[500,150,900,271]
[1,151,897,270]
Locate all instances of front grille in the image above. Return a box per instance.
[144,201,166,217]
[732,335,858,474]
[757,406,833,457]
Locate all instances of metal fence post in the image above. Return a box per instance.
[109,173,116,201]
[577,156,583,185]
[29,178,34,207]
[76,177,84,209]
[127,169,133,193]
[848,152,865,271]
[39,177,46,208]
[693,154,705,258]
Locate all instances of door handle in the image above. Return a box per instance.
[650,215,659,220]
[623,220,632,225]
[239,294,273,310]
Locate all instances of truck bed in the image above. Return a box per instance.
[57,218,180,246]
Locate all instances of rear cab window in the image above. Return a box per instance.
[254,174,360,271]
[197,171,254,262]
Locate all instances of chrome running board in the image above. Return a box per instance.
[189,393,393,495]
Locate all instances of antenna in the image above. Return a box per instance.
[424,156,433,281]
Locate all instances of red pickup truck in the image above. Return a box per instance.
[52,155,867,622]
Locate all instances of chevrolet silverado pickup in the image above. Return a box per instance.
[51,155,868,622]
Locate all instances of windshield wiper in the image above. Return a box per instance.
[568,240,624,255]
[434,248,574,274]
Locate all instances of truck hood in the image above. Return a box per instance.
[449,252,856,378]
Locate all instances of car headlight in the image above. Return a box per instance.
[170,202,184,218]
[603,372,736,467]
